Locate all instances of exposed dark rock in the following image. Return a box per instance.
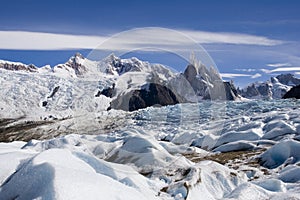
[110,83,185,111]
[224,81,239,100]
[283,85,300,99]
[48,86,60,98]
[42,101,48,107]
[95,91,101,97]
[95,84,115,98]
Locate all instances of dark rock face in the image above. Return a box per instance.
[48,86,60,98]
[283,85,300,99]
[95,88,113,98]
[110,83,185,111]
[224,82,239,100]
[42,101,48,107]
[95,84,115,98]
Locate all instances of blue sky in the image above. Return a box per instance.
[1,0,300,86]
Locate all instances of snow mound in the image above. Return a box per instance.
[213,141,256,153]
[223,182,270,200]
[214,128,262,148]
[259,140,300,169]
[253,179,286,192]
[0,148,159,200]
[278,165,300,183]
[262,120,296,140]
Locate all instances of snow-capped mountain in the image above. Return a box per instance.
[238,73,300,99]
[0,53,240,119]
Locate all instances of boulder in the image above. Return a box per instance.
[110,83,185,111]
[283,85,300,99]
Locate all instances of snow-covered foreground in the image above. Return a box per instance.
[1,100,300,199]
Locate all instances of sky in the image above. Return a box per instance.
[0,0,300,86]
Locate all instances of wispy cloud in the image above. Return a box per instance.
[266,63,292,67]
[220,73,252,78]
[238,19,300,26]
[260,69,271,73]
[0,28,284,51]
[221,72,262,79]
[261,67,300,74]
[234,68,257,72]
[271,67,300,72]
[182,30,283,46]
[0,31,106,50]
[251,73,262,78]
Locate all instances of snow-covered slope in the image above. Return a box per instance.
[239,73,300,99]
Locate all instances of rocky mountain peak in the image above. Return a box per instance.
[101,54,145,75]
[65,53,87,76]
[183,64,198,81]
[276,73,300,86]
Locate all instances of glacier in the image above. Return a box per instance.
[1,54,300,199]
[1,100,300,199]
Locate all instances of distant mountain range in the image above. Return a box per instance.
[238,73,300,99]
[1,53,299,121]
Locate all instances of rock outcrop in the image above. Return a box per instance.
[110,83,185,111]
[95,84,115,98]
[282,85,300,99]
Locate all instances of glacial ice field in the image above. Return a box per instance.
[1,99,300,200]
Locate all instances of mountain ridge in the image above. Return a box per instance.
[238,73,300,99]
[0,52,241,139]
